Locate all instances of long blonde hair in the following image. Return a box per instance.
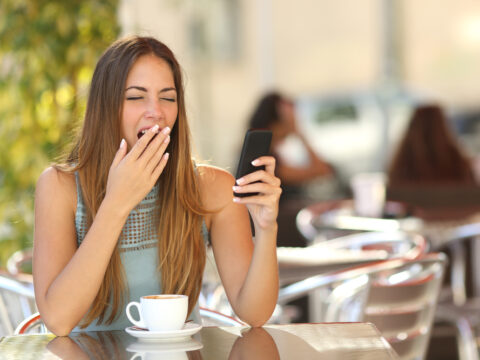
[57,36,208,326]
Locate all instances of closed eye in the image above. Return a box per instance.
[126,96,143,100]
[161,98,176,102]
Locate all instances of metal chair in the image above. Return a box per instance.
[296,199,424,244]
[14,312,46,335]
[0,274,36,336]
[276,269,371,324]
[277,253,447,360]
[421,219,480,360]
[310,230,427,259]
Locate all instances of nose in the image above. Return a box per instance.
[145,99,163,120]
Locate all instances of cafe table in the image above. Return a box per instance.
[0,322,398,359]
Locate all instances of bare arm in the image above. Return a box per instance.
[201,159,281,327]
[33,126,170,336]
[276,133,332,185]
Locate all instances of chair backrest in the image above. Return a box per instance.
[14,312,47,335]
[296,199,423,243]
[278,253,446,359]
[0,274,36,336]
[362,253,446,360]
[296,199,350,241]
[311,230,428,260]
[278,272,371,323]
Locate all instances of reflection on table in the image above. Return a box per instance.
[0,323,398,360]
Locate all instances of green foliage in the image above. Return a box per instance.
[0,0,120,267]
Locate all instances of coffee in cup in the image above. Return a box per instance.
[126,294,188,332]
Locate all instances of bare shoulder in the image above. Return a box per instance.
[197,164,235,209]
[36,166,76,212]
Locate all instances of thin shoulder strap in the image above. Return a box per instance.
[74,172,83,206]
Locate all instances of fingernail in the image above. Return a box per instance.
[162,126,171,134]
[120,139,126,148]
[233,197,241,203]
[151,125,160,133]
[233,186,240,191]
[251,159,260,166]
[236,178,245,185]
[163,135,170,144]
[164,152,170,160]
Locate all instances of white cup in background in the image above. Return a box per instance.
[126,294,188,332]
[350,172,386,218]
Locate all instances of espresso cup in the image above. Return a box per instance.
[126,295,188,332]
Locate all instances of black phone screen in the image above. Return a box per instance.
[234,129,273,197]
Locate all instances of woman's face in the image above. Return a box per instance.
[121,54,178,149]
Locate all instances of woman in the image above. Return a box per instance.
[248,91,332,190]
[33,36,281,335]
[388,104,476,186]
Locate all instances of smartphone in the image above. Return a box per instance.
[234,129,273,197]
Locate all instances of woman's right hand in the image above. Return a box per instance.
[105,124,171,214]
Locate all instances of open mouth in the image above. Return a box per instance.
[137,129,148,139]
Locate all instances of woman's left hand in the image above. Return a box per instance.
[233,156,282,231]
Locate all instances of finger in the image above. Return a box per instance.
[146,135,170,173]
[129,124,161,160]
[251,156,276,175]
[141,127,170,170]
[233,194,277,206]
[151,152,170,181]
[111,139,127,168]
[236,170,281,187]
[233,182,281,196]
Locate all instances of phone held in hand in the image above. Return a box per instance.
[234,129,273,197]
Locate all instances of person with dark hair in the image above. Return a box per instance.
[249,92,332,192]
[386,103,480,222]
[33,36,281,335]
[388,104,476,187]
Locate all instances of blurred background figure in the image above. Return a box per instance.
[248,91,336,247]
[249,92,333,196]
[388,103,477,188]
[386,103,480,221]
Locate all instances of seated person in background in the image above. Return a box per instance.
[247,91,334,248]
[248,91,333,198]
[387,103,479,219]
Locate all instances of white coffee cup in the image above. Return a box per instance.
[350,172,386,218]
[126,294,188,332]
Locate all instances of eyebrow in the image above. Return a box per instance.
[125,86,176,93]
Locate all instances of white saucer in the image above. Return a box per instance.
[125,322,202,342]
[126,338,203,353]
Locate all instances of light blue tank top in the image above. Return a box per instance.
[72,174,209,332]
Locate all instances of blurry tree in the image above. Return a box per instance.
[0,1,120,267]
